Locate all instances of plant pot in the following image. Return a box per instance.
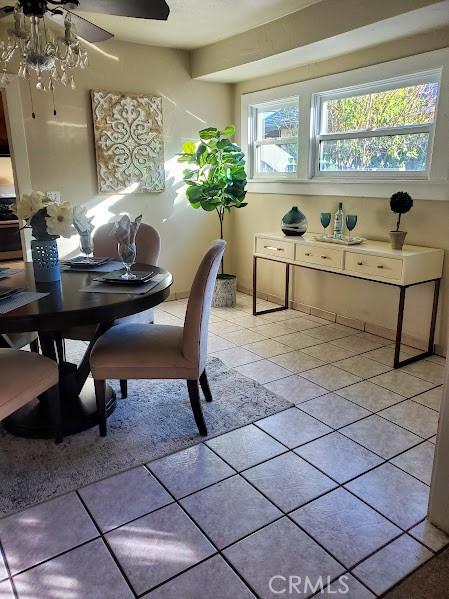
[389,231,407,250]
[212,274,237,307]
[31,238,61,282]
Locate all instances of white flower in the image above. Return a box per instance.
[15,191,49,222]
[46,201,75,238]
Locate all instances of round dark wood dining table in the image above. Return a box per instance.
[0,262,173,438]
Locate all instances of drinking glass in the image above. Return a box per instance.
[79,232,93,261]
[320,212,331,237]
[118,241,137,280]
[345,214,358,241]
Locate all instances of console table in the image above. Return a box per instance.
[253,233,444,368]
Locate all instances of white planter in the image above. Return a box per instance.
[213,274,237,307]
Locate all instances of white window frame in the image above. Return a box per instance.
[310,71,440,180]
[241,47,449,200]
[249,97,299,179]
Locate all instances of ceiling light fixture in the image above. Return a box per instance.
[0,0,88,116]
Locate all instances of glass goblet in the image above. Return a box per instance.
[320,212,331,238]
[118,241,137,280]
[345,215,358,241]
[79,232,93,261]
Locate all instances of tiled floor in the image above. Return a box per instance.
[0,292,448,598]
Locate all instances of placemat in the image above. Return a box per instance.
[61,261,124,273]
[0,291,48,314]
[81,273,166,295]
[0,269,21,280]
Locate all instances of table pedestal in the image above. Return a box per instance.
[3,378,116,439]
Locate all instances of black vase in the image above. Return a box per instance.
[281,206,308,236]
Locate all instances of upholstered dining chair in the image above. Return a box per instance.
[1,332,39,352]
[90,240,226,437]
[0,349,62,443]
[64,221,161,399]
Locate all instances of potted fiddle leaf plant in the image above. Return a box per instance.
[389,191,413,250]
[178,124,247,307]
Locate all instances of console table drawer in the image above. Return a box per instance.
[296,245,343,269]
[256,237,294,259]
[346,252,403,280]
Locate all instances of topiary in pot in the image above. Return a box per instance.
[178,124,247,306]
[389,191,413,250]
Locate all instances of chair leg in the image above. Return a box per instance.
[30,338,40,353]
[46,384,63,444]
[199,370,213,402]
[94,379,107,437]
[120,379,128,398]
[187,379,208,436]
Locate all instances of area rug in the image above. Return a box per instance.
[0,356,292,517]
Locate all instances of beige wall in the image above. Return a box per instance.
[13,39,232,294]
[233,32,449,354]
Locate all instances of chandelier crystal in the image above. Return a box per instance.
[0,3,88,92]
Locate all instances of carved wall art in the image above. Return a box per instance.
[91,90,165,193]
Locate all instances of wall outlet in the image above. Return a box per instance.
[46,191,60,202]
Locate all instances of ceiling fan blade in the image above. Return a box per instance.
[0,6,15,19]
[77,0,170,20]
[48,11,114,42]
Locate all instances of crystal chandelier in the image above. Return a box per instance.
[0,2,88,109]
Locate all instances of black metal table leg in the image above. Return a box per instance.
[253,256,290,316]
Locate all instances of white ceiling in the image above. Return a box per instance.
[75,0,323,49]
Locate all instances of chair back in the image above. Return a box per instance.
[183,240,226,372]
[93,222,161,265]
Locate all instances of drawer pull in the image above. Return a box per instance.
[304,252,312,256]
[320,255,328,260]
[357,261,363,266]
[377,264,384,269]
[264,245,284,252]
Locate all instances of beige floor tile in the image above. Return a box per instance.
[412,387,442,412]
[302,324,355,343]
[341,414,421,459]
[369,370,435,398]
[221,313,272,328]
[336,381,405,412]
[402,360,445,385]
[256,408,332,448]
[379,400,439,438]
[243,338,291,358]
[153,311,184,327]
[409,519,449,552]
[269,350,325,373]
[301,313,331,325]
[428,435,437,444]
[276,317,324,332]
[207,334,236,353]
[235,360,291,384]
[264,375,328,404]
[334,355,392,378]
[249,321,298,338]
[273,332,321,350]
[212,347,262,368]
[218,328,267,345]
[331,334,387,353]
[259,309,301,322]
[363,346,414,367]
[301,342,359,363]
[426,354,447,366]
[208,320,243,334]
[299,393,370,428]
[300,364,361,391]
[391,442,435,485]
[352,535,432,596]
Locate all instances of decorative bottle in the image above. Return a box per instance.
[333,202,344,239]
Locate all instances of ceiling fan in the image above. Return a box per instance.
[0,0,171,43]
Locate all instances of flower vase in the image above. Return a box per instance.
[31,238,60,282]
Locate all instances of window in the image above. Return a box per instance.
[313,74,440,176]
[251,98,299,177]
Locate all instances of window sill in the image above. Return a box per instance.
[247,178,449,200]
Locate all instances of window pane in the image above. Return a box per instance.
[258,104,299,139]
[257,143,297,174]
[319,133,429,172]
[322,83,439,134]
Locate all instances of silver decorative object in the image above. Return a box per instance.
[91,90,165,193]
